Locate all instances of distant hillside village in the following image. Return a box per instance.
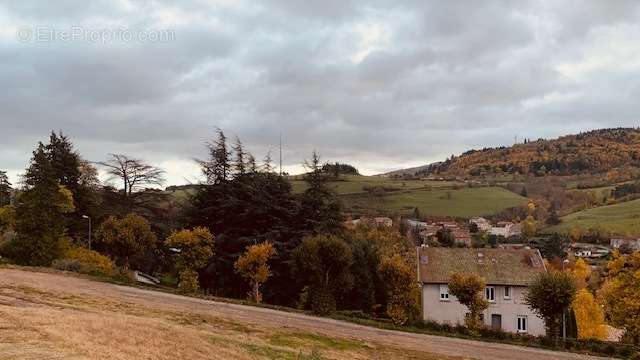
[346,214,639,260]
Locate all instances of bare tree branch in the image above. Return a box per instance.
[97,154,165,196]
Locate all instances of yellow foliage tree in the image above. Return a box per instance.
[571,258,591,289]
[448,272,488,331]
[378,254,420,325]
[599,251,640,344]
[165,227,214,293]
[0,206,16,232]
[569,226,582,242]
[572,289,607,340]
[234,242,277,303]
[522,215,536,238]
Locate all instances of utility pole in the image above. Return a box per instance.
[279,132,283,176]
[82,215,92,250]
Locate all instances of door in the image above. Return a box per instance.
[491,314,502,330]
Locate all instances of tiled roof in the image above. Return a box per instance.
[417,247,546,286]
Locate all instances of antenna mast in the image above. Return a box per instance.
[279,132,283,176]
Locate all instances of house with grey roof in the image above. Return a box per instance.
[417,247,547,336]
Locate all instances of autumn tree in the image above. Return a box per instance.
[165,227,215,293]
[572,289,607,340]
[379,254,419,325]
[0,170,11,206]
[599,251,640,344]
[95,214,157,269]
[448,273,489,331]
[234,242,276,303]
[525,271,577,339]
[98,154,165,197]
[293,235,353,315]
[10,144,75,266]
[570,258,591,289]
[0,206,15,233]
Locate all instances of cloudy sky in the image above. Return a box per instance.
[2,1,640,186]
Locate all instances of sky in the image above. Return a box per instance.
[2,0,640,186]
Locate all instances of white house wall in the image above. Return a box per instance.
[422,284,546,337]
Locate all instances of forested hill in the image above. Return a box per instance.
[405,128,640,177]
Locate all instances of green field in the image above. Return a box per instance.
[341,186,527,218]
[166,176,527,218]
[289,175,456,195]
[546,198,640,236]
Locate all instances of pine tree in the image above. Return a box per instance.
[201,128,231,184]
[11,144,74,265]
[233,136,246,176]
[45,132,98,239]
[0,170,11,206]
[299,151,343,234]
[262,151,274,173]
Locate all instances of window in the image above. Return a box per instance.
[439,284,449,301]
[517,316,527,333]
[504,286,511,300]
[485,286,495,302]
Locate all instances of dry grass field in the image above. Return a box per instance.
[0,267,606,360]
[0,268,457,360]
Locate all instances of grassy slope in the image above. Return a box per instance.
[0,277,453,360]
[289,175,454,194]
[341,186,527,218]
[167,175,527,218]
[546,198,640,235]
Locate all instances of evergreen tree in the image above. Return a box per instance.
[299,151,343,235]
[0,170,11,206]
[10,144,74,265]
[201,128,231,184]
[232,136,246,176]
[262,151,274,173]
[45,132,98,239]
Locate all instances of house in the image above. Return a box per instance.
[574,249,592,258]
[490,222,521,238]
[451,228,472,247]
[436,221,459,229]
[610,237,640,252]
[417,247,546,336]
[470,217,492,232]
[419,225,440,241]
[407,219,429,229]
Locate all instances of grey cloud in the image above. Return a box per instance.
[2,0,640,183]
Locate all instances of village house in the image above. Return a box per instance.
[451,228,472,247]
[610,237,640,252]
[469,217,492,232]
[417,247,546,336]
[490,221,522,238]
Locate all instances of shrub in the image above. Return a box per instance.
[52,258,81,272]
[63,247,115,276]
[178,268,199,293]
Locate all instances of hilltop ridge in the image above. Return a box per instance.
[388,128,640,178]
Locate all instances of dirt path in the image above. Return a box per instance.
[0,268,612,360]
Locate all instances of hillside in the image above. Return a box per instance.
[546,198,640,236]
[391,128,640,178]
[289,175,527,218]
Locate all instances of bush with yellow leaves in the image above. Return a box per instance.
[62,247,115,276]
